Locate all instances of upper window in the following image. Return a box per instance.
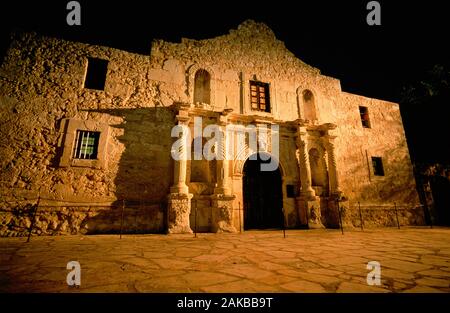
[84,58,108,90]
[250,81,270,113]
[73,130,100,160]
[371,157,385,176]
[359,106,371,128]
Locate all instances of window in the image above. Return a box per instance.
[286,185,296,198]
[73,130,100,160]
[250,81,270,112]
[59,119,109,168]
[359,106,371,128]
[371,157,385,176]
[84,58,108,90]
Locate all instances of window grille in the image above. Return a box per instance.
[73,130,100,160]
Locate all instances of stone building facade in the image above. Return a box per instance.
[0,20,424,236]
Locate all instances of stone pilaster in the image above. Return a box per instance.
[210,109,235,232]
[323,135,342,198]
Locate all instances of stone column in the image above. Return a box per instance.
[322,134,344,229]
[323,135,342,197]
[214,110,232,195]
[296,127,315,199]
[214,129,231,195]
[170,113,190,194]
[168,107,193,234]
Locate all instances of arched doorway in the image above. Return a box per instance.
[243,153,283,229]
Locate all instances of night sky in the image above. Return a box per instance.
[1,0,449,165]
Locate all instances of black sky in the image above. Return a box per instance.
[1,0,449,164]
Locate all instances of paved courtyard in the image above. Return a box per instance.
[1,227,450,293]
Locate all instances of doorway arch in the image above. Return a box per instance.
[243,152,283,229]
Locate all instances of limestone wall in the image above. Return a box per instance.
[0,32,174,236]
[332,93,422,225]
[329,92,425,226]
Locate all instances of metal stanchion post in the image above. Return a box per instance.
[120,199,125,239]
[358,201,364,231]
[426,204,433,229]
[336,199,344,235]
[26,195,40,243]
[238,202,242,233]
[394,202,400,229]
[194,199,198,238]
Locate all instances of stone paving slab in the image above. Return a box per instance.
[1,227,450,293]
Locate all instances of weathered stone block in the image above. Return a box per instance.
[167,193,193,234]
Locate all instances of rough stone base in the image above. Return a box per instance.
[0,202,165,237]
[296,197,308,226]
[297,197,325,229]
[343,204,426,228]
[325,199,348,229]
[211,194,237,233]
[167,193,193,234]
